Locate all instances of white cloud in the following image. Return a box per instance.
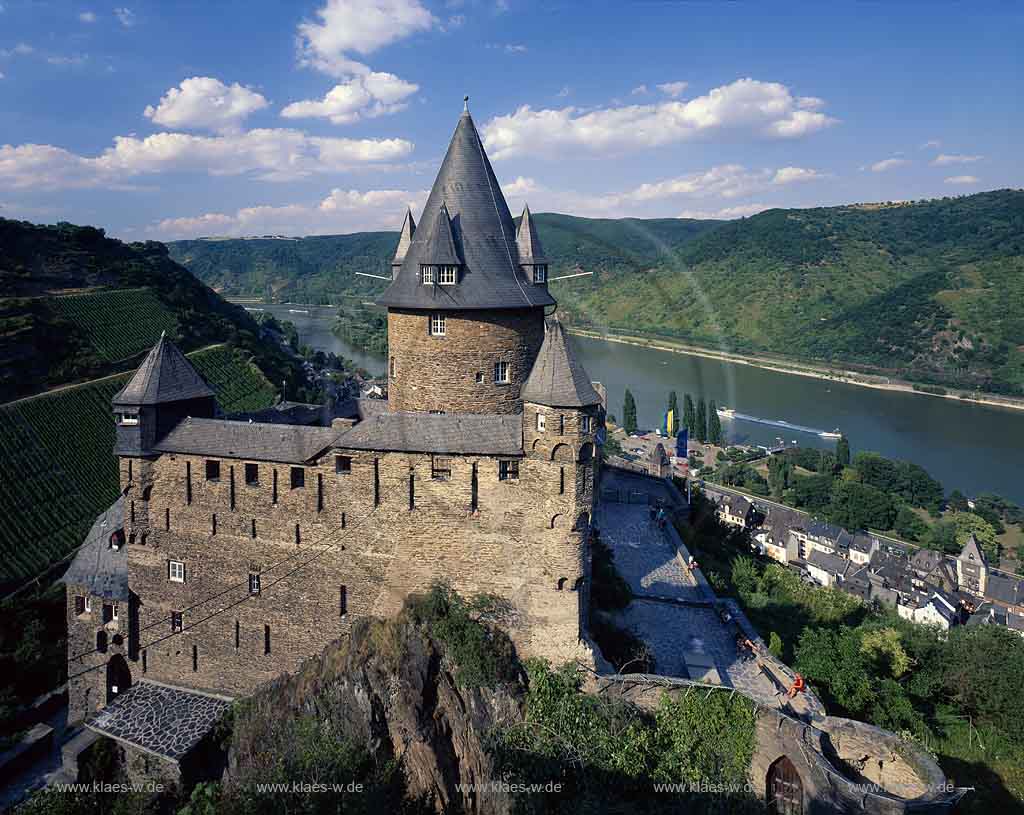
[920,139,941,149]
[944,175,979,185]
[47,54,89,66]
[1,43,34,58]
[932,153,983,166]
[0,129,414,190]
[297,0,436,77]
[149,186,429,238]
[281,72,417,125]
[870,158,908,172]
[499,164,825,219]
[79,11,97,23]
[144,77,269,133]
[481,78,837,159]
[504,43,527,53]
[656,81,688,98]
[678,203,770,220]
[631,84,649,95]
[114,7,135,27]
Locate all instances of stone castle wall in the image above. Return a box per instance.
[386,307,545,414]
[66,585,131,723]
[122,433,594,697]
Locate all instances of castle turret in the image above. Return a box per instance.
[516,204,549,285]
[391,207,415,279]
[957,533,988,596]
[378,101,555,415]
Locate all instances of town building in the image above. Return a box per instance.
[63,105,604,739]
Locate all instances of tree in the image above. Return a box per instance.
[708,400,723,446]
[768,454,793,499]
[828,480,895,531]
[790,474,835,512]
[893,505,929,542]
[836,434,851,467]
[667,391,679,435]
[947,489,970,512]
[695,399,707,443]
[683,394,696,434]
[623,388,638,435]
[952,512,1000,562]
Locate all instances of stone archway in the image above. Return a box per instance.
[550,443,574,463]
[766,755,803,814]
[106,654,131,704]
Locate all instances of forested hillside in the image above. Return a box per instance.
[168,191,1024,393]
[0,218,306,401]
[166,215,720,304]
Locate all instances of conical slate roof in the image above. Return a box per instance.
[392,207,416,265]
[113,334,214,406]
[516,204,547,264]
[377,106,555,310]
[521,317,601,407]
[421,202,460,266]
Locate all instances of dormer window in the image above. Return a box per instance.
[438,265,458,284]
[422,265,435,285]
[532,264,548,284]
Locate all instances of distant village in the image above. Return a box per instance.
[608,424,1024,638]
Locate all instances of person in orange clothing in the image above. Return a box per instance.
[787,673,805,698]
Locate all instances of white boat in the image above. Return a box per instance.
[819,428,842,439]
[716,407,736,418]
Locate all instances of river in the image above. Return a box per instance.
[251,304,1024,504]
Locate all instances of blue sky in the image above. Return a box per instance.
[0,0,1020,239]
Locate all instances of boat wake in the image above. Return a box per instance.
[718,409,840,439]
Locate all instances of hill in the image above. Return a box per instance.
[0,218,307,402]
[169,191,1024,394]
[166,214,720,304]
[0,345,276,585]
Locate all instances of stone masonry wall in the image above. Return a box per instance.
[66,585,130,723]
[386,307,545,414]
[127,434,594,697]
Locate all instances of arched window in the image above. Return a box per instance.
[767,756,803,815]
[556,577,568,591]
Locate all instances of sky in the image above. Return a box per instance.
[0,0,1020,240]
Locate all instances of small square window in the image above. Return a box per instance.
[581,416,592,433]
[118,412,139,426]
[169,560,185,583]
[430,314,446,336]
[536,413,546,432]
[245,463,259,485]
[499,459,520,481]
[171,611,183,633]
[74,595,86,615]
[102,603,114,623]
[533,264,547,284]
[475,371,484,384]
[335,455,352,474]
[249,573,261,595]
[432,456,452,480]
[494,360,510,384]
[205,460,220,481]
[422,265,435,285]
[290,467,305,489]
[439,265,458,285]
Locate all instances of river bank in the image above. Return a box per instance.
[567,328,1024,414]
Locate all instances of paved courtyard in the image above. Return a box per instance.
[594,475,792,710]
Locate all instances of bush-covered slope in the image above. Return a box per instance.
[166,215,720,305]
[0,218,306,402]
[555,190,1024,394]
[0,345,275,585]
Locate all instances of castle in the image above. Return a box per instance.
[64,104,603,724]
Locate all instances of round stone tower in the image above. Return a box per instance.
[378,101,555,415]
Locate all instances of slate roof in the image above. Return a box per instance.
[911,548,943,575]
[520,318,601,407]
[516,204,548,264]
[959,533,987,566]
[61,498,128,601]
[377,107,555,311]
[420,202,461,266]
[807,549,853,579]
[392,207,416,265]
[113,334,215,406]
[336,411,522,455]
[335,397,390,422]
[153,417,338,464]
[233,401,323,426]
[850,533,877,554]
[985,570,1024,606]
